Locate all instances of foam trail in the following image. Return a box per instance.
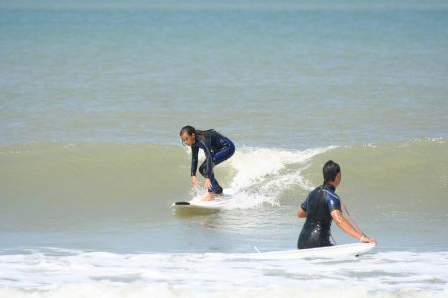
[226,146,336,208]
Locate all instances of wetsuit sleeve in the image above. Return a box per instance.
[191,146,199,176]
[327,193,341,213]
[300,193,310,211]
[199,140,213,178]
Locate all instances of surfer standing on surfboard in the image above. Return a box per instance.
[296,160,376,249]
[180,126,235,201]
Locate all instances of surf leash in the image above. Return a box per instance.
[341,198,367,238]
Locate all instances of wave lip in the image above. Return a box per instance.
[224,146,336,209]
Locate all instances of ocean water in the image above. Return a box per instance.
[1,1,448,297]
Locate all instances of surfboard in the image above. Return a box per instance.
[247,242,376,260]
[171,194,234,211]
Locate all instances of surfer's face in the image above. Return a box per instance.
[334,172,342,187]
[181,132,195,146]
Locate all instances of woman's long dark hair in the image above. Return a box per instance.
[179,125,205,141]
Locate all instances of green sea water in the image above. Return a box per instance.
[1,1,447,147]
[1,1,448,297]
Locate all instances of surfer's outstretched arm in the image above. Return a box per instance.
[191,176,199,188]
[330,210,376,244]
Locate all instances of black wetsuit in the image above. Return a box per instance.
[297,184,341,249]
[191,129,235,193]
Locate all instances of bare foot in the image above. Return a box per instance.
[202,193,215,201]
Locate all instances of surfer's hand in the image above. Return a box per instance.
[360,235,376,244]
[191,176,199,188]
[204,178,212,191]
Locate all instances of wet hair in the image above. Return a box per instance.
[179,125,204,140]
[323,160,341,184]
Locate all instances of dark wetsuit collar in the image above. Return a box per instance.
[323,184,336,192]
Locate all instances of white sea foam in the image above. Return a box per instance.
[0,249,447,298]
[184,145,335,209]
[225,146,336,208]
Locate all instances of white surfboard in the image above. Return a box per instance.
[247,242,376,260]
[171,194,234,211]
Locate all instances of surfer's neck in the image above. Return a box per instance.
[327,181,337,189]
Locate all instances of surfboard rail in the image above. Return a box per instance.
[246,242,376,259]
[171,195,234,211]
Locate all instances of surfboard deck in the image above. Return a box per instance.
[247,242,376,259]
[171,194,234,211]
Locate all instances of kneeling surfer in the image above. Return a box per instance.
[297,160,376,249]
[180,126,235,201]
